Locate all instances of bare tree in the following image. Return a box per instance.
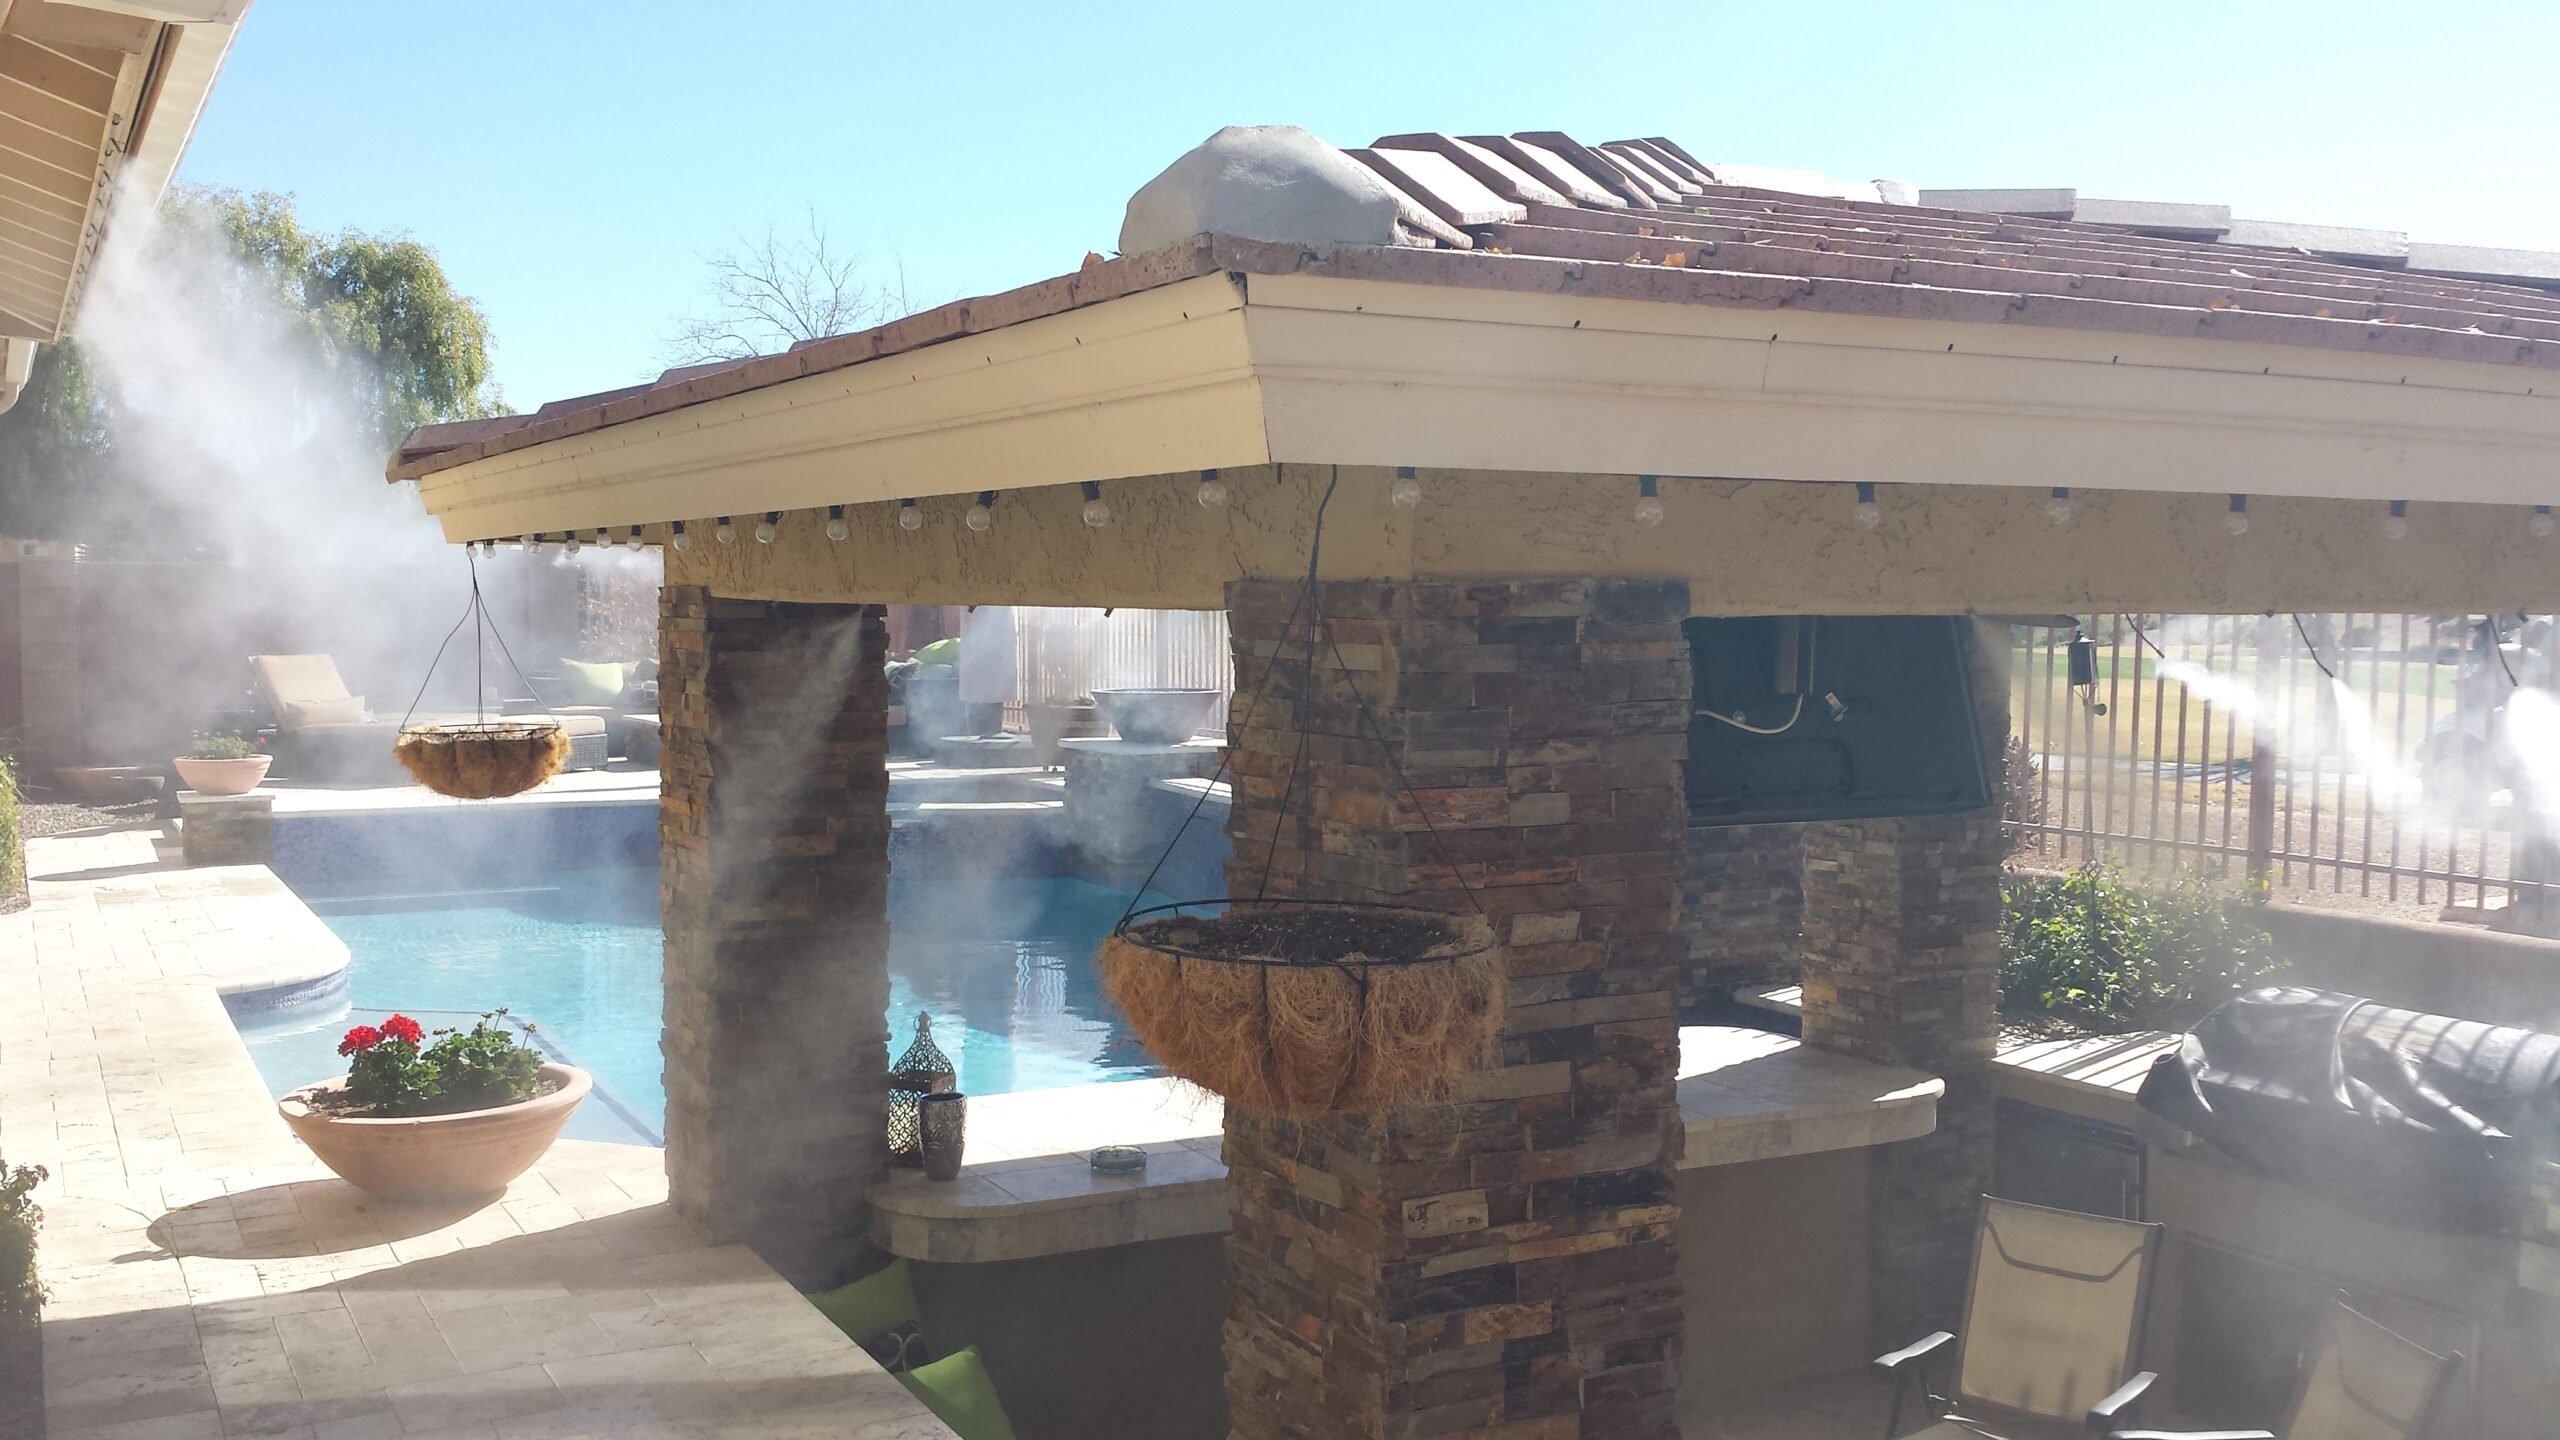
[664,211,916,364]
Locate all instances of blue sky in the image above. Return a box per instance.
[177,0,2560,413]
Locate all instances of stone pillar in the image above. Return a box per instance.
[178,791,275,867]
[1797,620,2010,1347]
[659,587,892,1287]
[1220,577,1691,1440]
[1676,822,1805,1007]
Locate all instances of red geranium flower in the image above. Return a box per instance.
[381,1014,424,1046]
[337,1024,384,1057]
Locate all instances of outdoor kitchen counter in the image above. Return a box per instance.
[872,1025,1942,1263]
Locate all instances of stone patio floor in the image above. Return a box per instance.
[2,828,947,1440]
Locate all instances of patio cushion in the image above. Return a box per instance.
[807,1257,919,1346]
[899,1346,1018,1440]
[281,696,367,728]
[251,653,355,709]
[561,658,630,706]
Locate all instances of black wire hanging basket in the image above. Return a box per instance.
[391,550,569,800]
[1097,468,1500,1117]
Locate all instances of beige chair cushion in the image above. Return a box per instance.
[2287,1302,2457,1440]
[251,654,353,710]
[1955,1200,2159,1424]
[281,696,368,728]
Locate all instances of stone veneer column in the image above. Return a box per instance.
[1676,822,1805,1008]
[1797,620,2010,1348]
[1220,577,1691,1440]
[659,587,892,1287]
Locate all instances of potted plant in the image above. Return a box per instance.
[278,1012,589,1202]
[1,1157,44,1439]
[173,730,273,796]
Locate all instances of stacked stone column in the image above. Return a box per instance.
[659,587,893,1287]
[1797,620,2011,1347]
[1219,577,1691,1440]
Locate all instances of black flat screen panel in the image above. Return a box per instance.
[1684,615,1990,826]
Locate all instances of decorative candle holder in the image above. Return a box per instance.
[886,1013,955,1165]
[919,1092,967,1181]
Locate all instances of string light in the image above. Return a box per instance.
[966,491,995,532]
[2383,499,2409,541]
[898,498,923,532]
[715,516,736,544]
[1633,475,1663,527]
[2047,486,2073,525]
[2224,494,2250,536]
[1196,469,1228,508]
[593,528,610,550]
[825,505,848,542]
[754,511,779,544]
[476,538,495,557]
[1081,481,1112,528]
[625,525,643,551]
[527,533,547,554]
[1390,465,1422,509]
[563,531,582,555]
[671,520,691,552]
[1852,482,1880,529]
[2534,505,2555,539]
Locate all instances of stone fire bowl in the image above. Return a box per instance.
[1090,688,1223,745]
[280,1062,591,1202]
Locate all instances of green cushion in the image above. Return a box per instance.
[912,637,961,667]
[899,1346,1018,1440]
[805,1258,920,1345]
[560,658,629,706]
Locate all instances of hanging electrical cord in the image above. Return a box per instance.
[2290,614,2338,680]
[2484,614,2521,687]
[1697,622,1818,735]
[2126,616,2167,660]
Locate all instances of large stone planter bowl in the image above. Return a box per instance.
[1090,688,1222,745]
[279,1063,590,1201]
[174,753,273,796]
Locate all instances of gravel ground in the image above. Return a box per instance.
[23,800,160,837]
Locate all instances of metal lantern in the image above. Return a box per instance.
[886,1012,955,1163]
[919,1092,968,1181]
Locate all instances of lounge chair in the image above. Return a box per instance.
[250,654,605,784]
[1877,1196,2166,1439]
[2108,1295,2462,1440]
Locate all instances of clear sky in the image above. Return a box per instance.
[176,0,2560,413]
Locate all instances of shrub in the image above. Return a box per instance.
[0,754,22,905]
[188,730,257,760]
[1,1157,43,1320]
[338,1011,545,1117]
[2001,862,2280,1030]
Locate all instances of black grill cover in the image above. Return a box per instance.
[2137,985,2560,1232]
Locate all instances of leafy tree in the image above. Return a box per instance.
[0,186,504,544]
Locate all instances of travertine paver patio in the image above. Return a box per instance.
[1,828,946,1440]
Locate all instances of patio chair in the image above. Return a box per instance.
[1877,1196,2166,1439]
[2107,1295,2462,1440]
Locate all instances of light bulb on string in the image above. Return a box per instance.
[825,505,848,542]
[2224,494,2250,536]
[966,491,994,532]
[715,516,736,545]
[625,526,644,551]
[1852,482,1881,529]
[594,528,610,551]
[671,521,691,552]
[1390,466,1422,509]
[527,533,547,554]
[1196,469,1228,508]
[1632,475,1663,527]
[563,532,582,555]
[2383,500,2409,541]
[754,512,779,544]
[2534,506,2555,539]
[898,499,923,532]
[1081,481,1112,528]
[2047,487,2073,525]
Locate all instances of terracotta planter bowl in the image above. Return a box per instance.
[174,753,273,796]
[279,1063,590,1201]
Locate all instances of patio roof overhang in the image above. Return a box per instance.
[396,235,2560,549]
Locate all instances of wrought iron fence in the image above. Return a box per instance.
[2011,613,2560,916]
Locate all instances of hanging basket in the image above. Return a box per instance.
[393,722,570,800]
[1099,900,1501,1116]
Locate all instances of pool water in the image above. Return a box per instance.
[234,873,1164,1146]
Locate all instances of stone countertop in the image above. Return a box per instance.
[873,1026,1941,1263]
[1990,1030,2182,1122]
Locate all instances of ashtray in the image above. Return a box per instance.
[1089,1145,1148,1174]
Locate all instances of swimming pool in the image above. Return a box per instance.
[233,872,1165,1146]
